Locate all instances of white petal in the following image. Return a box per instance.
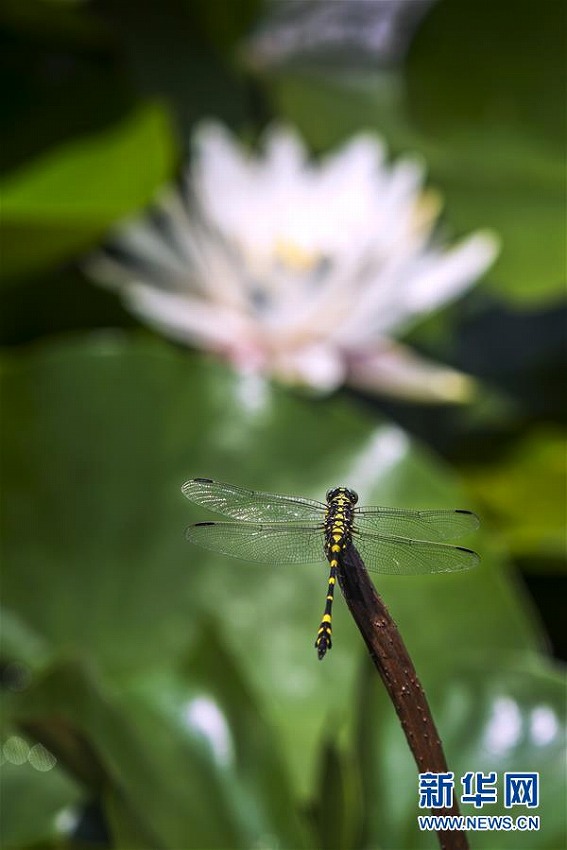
[192,121,250,181]
[400,231,499,316]
[85,253,141,289]
[347,342,476,403]
[262,125,308,176]
[331,251,415,343]
[124,283,250,350]
[110,218,188,278]
[319,133,385,187]
[272,343,346,392]
[341,231,499,340]
[192,122,260,241]
[379,156,425,216]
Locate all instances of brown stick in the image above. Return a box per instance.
[338,544,469,850]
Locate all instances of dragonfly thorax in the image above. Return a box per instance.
[324,489,357,560]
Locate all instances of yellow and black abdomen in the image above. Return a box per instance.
[315,487,358,659]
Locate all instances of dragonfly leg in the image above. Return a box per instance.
[315,561,337,660]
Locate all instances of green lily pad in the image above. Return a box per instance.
[0,334,545,799]
[0,102,176,281]
[6,635,311,850]
[464,429,567,563]
[405,0,563,151]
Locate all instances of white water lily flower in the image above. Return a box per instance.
[90,123,498,401]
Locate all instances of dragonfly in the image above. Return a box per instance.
[181,478,480,660]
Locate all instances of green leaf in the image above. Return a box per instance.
[310,740,362,850]
[0,102,176,280]
[0,749,83,848]
[355,655,566,849]
[104,784,160,850]
[7,639,311,850]
[464,429,567,563]
[0,335,545,800]
[405,0,564,151]
[0,607,52,671]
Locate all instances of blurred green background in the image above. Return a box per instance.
[1,1,565,849]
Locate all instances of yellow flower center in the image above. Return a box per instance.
[274,238,319,272]
[412,189,443,233]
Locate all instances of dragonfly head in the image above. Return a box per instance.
[326,487,358,506]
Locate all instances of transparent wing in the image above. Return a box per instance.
[354,507,479,541]
[186,521,327,564]
[352,531,479,575]
[181,478,326,522]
